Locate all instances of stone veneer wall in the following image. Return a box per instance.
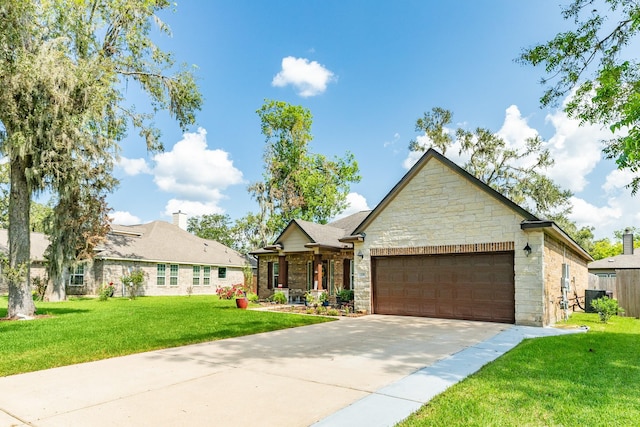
[352,157,547,326]
[542,234,589,325]
[92,260,243,297]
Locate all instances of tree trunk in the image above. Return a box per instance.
[45,245,67,302]
[7,156,36,318]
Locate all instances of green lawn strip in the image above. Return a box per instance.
[0,295,332,377]
[399,313,640,427]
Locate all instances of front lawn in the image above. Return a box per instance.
[399,313,640,426]
[0,295,332,377]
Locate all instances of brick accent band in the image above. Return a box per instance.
[370,241,515,257]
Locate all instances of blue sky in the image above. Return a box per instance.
[108,0,640,240]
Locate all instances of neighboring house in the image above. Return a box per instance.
[87,212,250,296]
[0,230,49,293]
[588,230,640,317]
[1,212,253,298]
[254,149,593,326]
[588,230,639,277]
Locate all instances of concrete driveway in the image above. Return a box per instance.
[0,315,509,427]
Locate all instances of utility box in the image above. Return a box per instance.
[585,290,609,313]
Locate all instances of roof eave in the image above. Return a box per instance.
[521,220,594,262]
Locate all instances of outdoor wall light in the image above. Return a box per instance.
[523,243,532,257]
[357,250,364,259]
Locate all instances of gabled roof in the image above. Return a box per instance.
[344,149,592,261]
[350,148,539,235]
[96,220,247,266]
[0,229,49,261]
[589,253,640,270]
[255,211,372,254]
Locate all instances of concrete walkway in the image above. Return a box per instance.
[0,316,585,427]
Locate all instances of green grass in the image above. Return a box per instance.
[0,295,332,377]
[399,313,640,426]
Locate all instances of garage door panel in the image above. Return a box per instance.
[373,252,514,323]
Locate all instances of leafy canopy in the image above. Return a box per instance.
[519,0,640,192]
[249,99,360,246]
[0,0,201,314]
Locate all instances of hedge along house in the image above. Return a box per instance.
[78,212,250,297]
[252,211,371,302]
[339,149,593,326]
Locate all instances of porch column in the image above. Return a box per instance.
[314,254,323,290]
[278,255,288,287]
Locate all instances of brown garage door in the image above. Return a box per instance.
[373,252,515,323]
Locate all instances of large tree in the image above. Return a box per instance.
[519,0,640,192]
[187,214,236,249]
[410,107,573,220]
[0,1,201,317]
[249,99,360,246]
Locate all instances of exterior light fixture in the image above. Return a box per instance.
[523,243,532,257]
[357,250,364,259]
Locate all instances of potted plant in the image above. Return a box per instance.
[304,291,315,307]
[216,283,250,309]
[319,291,329,307]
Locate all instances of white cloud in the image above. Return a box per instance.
[544,109,607,192]
[603,168,635,193]
[152,128,243,206]
[118,157,151,176]
[496,105,538,146]
[332,192,370,220]
[272,56,336,97]
[110,211,141,225]
[402,127,465,170]
[383,133,400,148]
[163,199,225,218]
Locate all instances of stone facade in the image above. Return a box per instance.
[352,154,590,326]
[89,259,244,297]
[257,251,353,300]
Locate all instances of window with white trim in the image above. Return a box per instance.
[157,264,166,286]
[203,266,211,285]
[68,265,85,286]
[170,264,179,286]
[193,266,201,286]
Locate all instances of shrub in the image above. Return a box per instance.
[122,270,145,299]
[98,282,116,301]
[337,289,354,302]
[326,309,340,316]
[272,291,288,304]
[591,296,624,323]
[247,292,259,303]
[33,276,47,301]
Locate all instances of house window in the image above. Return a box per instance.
[170,264,179,286]
[350,259,354,290]
[203,266,211,285]
[218,267,227,279]
[157,264,166,286]
[272,262,279,287]
[68,265,85,286]
[306,261,313,290]
[192,266,200,286]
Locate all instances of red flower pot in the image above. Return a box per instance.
[236,298,249,309]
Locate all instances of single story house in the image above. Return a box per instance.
[588,230,638,277]
[254,149,593,326]
[1,212,253,298]
[0,229,49,293]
